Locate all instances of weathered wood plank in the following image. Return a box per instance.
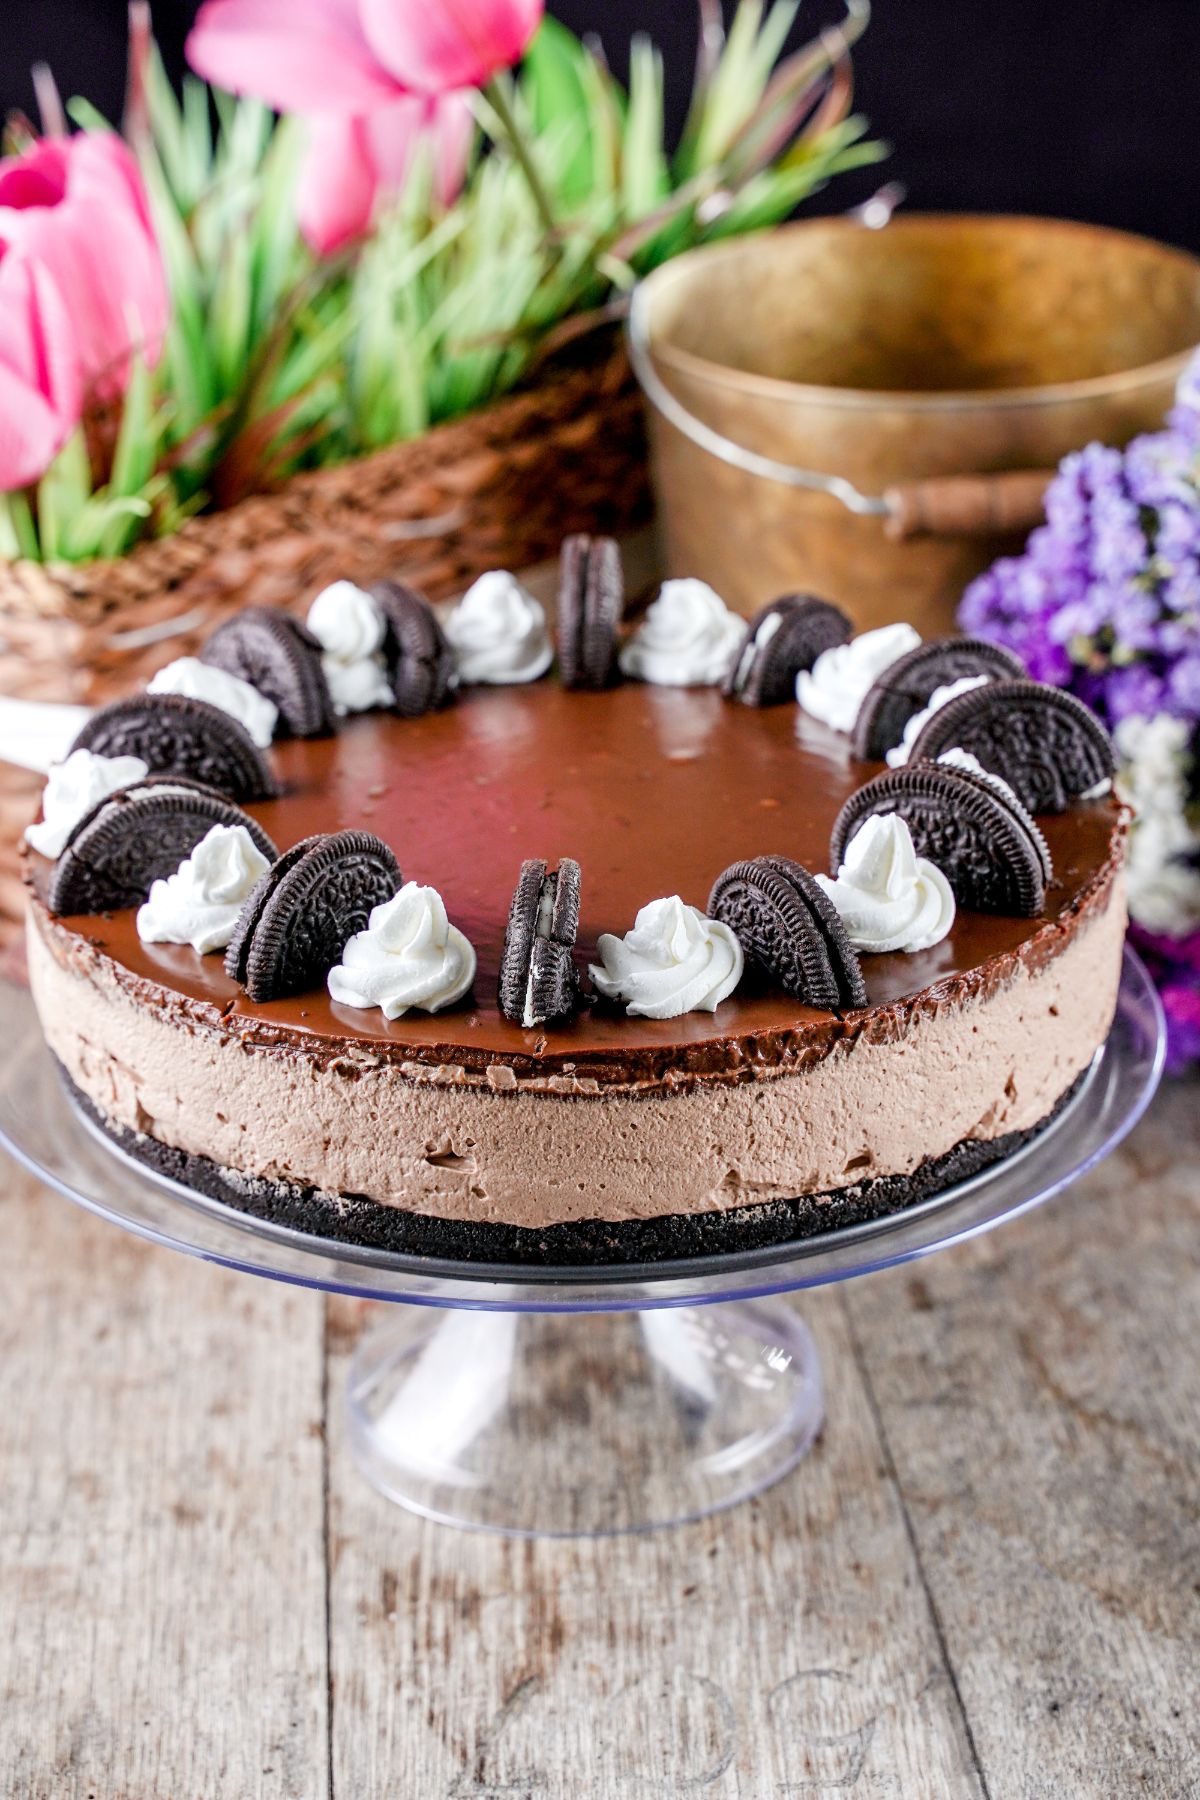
[0,1156,330,1800]
[324,1289,983,1799]
[4,927,1197,1800]
[844,1076,1200,1800]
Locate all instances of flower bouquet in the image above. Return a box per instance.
[960,360,1200,1070]
[0,0,880,606]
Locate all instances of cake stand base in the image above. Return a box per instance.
[346,1300,824,1536]
[0,954,1164,1539]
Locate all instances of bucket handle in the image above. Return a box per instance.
[626,290,1054,541]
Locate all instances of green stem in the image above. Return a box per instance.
[1,490,40,562]
[479,77,559,241]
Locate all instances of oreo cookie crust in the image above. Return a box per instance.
[708,854,867,1009]
[70,693,277,802]
[557,535,623,689]
[225,829,401,1001]
[498,857,583,1027]
[905,679,1116,814]
[48,780,278,915]
[370,581,458,718]
[853,636,1026,760]
[723,594,851,706]
[201,607,335,738]
[63,1060,1086,1268]
[831,762,1051,917]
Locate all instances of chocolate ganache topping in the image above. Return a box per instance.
[29,675,1125,1090]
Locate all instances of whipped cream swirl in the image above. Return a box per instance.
[328,883,477,1019]
[25,748,149,859]
[589,896,744,1019]
[137,824,272,955]
[886,674,990,767]
[816,814,955,954]
[306,581,393,716]
[443,571,553,685]
[618,580,744,687]
[148,656,279,748]
[796,622,920,733]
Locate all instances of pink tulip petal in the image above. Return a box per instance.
[364,94,472,206]
[299,91,474,255]
[0,255,81,489]
[360,98,424,191]
[359,0,543,93]
[426,93,474,207]
[187,0,404,113]
[0,141,69,211]
[68,133,157,242]
[3,200,166,397]
[0,357,74,490]
[0,255,82,420]
[0,133,167,397]
[298,115,378,255]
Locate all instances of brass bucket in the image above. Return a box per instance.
[630,215,1200,633]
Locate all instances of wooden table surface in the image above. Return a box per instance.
[2,1006,1196,1799]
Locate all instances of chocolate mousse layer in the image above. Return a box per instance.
[62,1061,1089,1268]
[26,679,1128,1244]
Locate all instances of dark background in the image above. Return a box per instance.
[4,1,1198,252]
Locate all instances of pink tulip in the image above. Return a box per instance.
[357,0,544,93]
[188,0,543,106]
[298,93,473,255]
[0,133,167,404]
[0,251,82,491]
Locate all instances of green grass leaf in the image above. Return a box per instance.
[35,432,91,562]
[521,18,595,208]
[622,37,668,218]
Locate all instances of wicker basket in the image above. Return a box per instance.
[0,338,650,941]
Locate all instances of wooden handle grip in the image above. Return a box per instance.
[883,470,1055,541]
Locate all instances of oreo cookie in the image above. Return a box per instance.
[557,535,622,689]
[830,762,1051,917]
[723,595,851,706]
[498,857,583,1027]
[225,829,401,1002]
[201,607,335,738]
[370,580,458,718]
[853,637,1026,760]
[708,854,867,1009]
[48,778,277,915]
[904,678,1115,814]
[70,694,276,802]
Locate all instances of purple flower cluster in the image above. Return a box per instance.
[1130,925,1200,1072]
[959,370,1200,1070]
[960,434,1200,721]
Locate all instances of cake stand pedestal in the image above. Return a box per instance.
[347,1301,824,1535]
[0,950,1163,1538]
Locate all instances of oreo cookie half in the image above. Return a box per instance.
[830,762,1051,917]
[201,607,335,738]
[498,857,583,1027]
[557,535,623,690]
[225,829,401,1002]
[708,854,867,1009]
[905,678,1115,814]
[370,581,458,718]
[852,637,1026,761]
[723,595,852,706]
[70,694,277,802]
[48,778,277,915]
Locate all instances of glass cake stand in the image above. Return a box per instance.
[0,949,1164,1537]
